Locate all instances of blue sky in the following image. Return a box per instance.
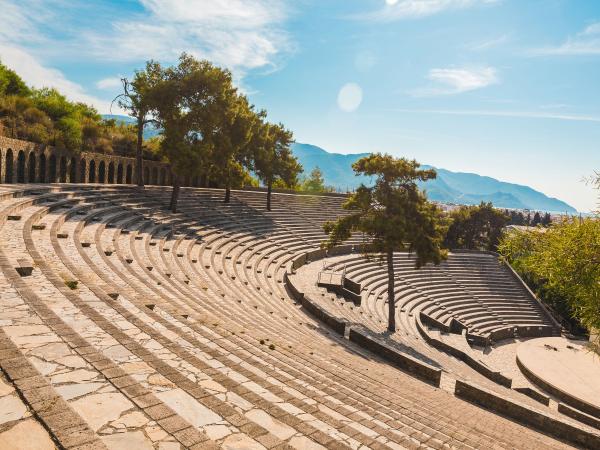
[1,0,599,212]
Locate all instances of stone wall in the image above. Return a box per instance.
[0,136,192,186]
[455,380,600,449]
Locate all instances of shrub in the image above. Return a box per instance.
[65,280,78,290]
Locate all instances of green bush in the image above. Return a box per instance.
[498,218,600,339]
[65,280,78,290]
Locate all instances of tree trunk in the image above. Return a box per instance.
[136,115,144,188]
[387,247,396,332]
[224,178,231,203]
[267,181,272,211]
[170,174,180,213]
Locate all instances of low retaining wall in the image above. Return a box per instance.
[283,272,347,335]
[558,403,600,430]
[512,387,550,406]
[301,295,347,335]
[417,313,512,388]
[516,354,600,419]
[455,380,600,449]
[348,328,442,387]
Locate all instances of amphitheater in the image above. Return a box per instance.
[0,139,599,450]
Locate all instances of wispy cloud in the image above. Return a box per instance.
[410,66,498,96]
[96,77,123,90]
[467,33,511,51]
[83,0,293,76]
[532,22,600,56]
[0,0,294,112]
[391,108,600,123]
[0,43,116,113]
[354,0,500,22]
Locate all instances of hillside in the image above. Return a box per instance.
[102,114,161,139]
[292,143,576,213]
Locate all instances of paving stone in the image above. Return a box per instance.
[0,419,55,450]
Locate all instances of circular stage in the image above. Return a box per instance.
[517,337,600,415]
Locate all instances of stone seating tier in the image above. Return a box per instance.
[0,184,592,450]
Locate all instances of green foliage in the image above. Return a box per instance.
[148,54,237,210]
[498,219,600,340]
[541,212,552,226]
[444,202,509,251]
[300,167,329,193]
[65,280,78,290]
[253,121,302,208]
[323,153,447,331]
[253,122,300,187]
[0,61,31,97]
[114,61,165,185]
[505,209,526,225]
[208,93,258,201]
[0,61,137,154]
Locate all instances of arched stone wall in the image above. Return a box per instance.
[117,163,123,184]
[0,136,174,186]
[88,160,96,183]
[17,150,26,183]
[98,161,106,183]
[108,161,115,184]
[79,158,87,183]
[39,153,46,183]
[4,148,14,183]
[28,151,36,182]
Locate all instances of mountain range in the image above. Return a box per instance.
[291,143,576,213]
[101,115,575,212]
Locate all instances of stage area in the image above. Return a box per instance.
[517,337,600,413]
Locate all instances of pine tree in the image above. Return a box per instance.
[323,154,447,332]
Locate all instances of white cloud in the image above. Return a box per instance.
[96,77,124,90]
[391,108,600,123]
[83,0,293,77]
[0,43,117,113]
[356,0,500,22]
[411,66,498,96]
[0,0,293,112]
[337,83,363,112]
[532,22,600,56]
[467,33,511,51]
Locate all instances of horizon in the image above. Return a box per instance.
[1,0,599,211]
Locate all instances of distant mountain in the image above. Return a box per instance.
[292,143,576,213]
[102,114,161,139]
[96,119,574,212]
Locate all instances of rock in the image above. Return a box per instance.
[0,395,28,425]
[245,409,295,440]
[111,411,149,428]
[147,374,175,388]
[51,369,98,384]
[0,419,55,450]
[289,436,327,450]
[0,378,15,397]
[29,343,71,361]
[71,392,134,431]
[156,388,221,428]
[55,382,104,401]
[101,431,154,450]
[221,433,267,450]
[204,424,232,440]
